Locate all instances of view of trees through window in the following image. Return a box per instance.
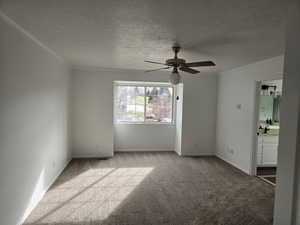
[115,84,173,123]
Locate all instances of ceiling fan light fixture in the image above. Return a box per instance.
[144,45,216,79]
[169,72,181,85]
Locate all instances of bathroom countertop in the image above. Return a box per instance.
[260,129,280,136]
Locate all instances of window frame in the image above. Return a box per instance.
[114,81,176,125]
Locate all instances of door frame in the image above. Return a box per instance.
[250,81,262,176]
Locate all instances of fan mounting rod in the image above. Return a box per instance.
[172,44,181,59]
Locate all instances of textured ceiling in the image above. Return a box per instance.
[0,0,287,71]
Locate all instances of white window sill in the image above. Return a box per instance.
[114,122,175,125]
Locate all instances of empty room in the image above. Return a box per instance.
[1,1,300,225]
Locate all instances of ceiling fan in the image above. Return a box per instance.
[144,44,216,85]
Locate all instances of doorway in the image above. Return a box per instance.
[254,79,282,185]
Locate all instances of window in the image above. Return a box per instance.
[114,82,174,124]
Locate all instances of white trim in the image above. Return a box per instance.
[115,121,175,125]
[216,153,250,175]
[181,153,214,157]
[113,82,175,125]
[258,176,276,186]
[250,81,262,176]
[114,81,172,87]
[19,158,71,225]
[175,150,182,156]
[0,10,64,62]
[72,154,113,158]
[114,149,175,152]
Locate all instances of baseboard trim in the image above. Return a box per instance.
[181,153,214,157]
[20,158,71,225]
[114,149,175,152]
[72,154,113,159]
[48,158,72,189]
[215,153,250,175]
[174,150,182,156]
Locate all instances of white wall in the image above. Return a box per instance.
[175,83,184,155]
[180,74,217,156]
[273,0,300,224]
[216,56,284,174]
[71,67,218,157]
[0,12,70,225]
[114,124,175,152]
[71,68,175,157]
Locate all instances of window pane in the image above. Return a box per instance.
[145,87,173,123]
[116,86,145,122]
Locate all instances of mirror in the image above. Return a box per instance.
[259,95,281,123]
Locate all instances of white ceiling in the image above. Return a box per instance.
[0,0,287,71]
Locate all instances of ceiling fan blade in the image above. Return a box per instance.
[184,61,216,67]
[144,60,166,65]
[179,67,200,74]
[145,67,170,73]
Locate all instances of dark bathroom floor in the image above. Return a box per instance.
[257,167,276,185]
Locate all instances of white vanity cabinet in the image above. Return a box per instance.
[257,135,278,166]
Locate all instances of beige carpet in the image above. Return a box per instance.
[23,152,274,225]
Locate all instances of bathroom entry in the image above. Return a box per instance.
[255,79,282,185]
